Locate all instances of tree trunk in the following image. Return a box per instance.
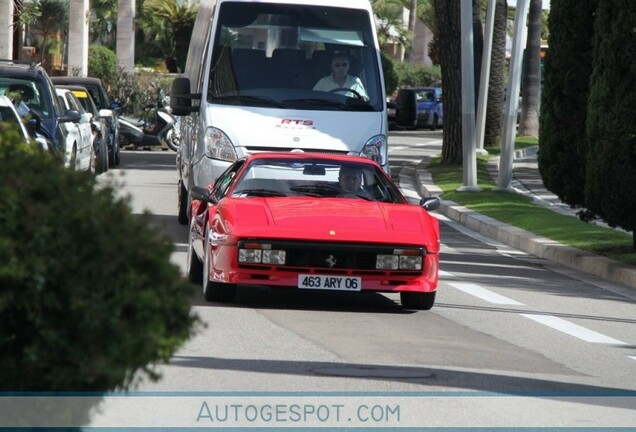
[518,0,542,137]
[484,0,507,149]
[434,0,463,165]
[404,0,418,61]
[116,0,135,73]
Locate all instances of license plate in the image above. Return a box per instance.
[298,274,361,291]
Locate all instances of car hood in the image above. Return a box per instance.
[217,197,439,249]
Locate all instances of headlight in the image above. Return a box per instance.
[205,127,237,162]
[376,250,422,270]
[360,134,387,167]
[239,243,286,265]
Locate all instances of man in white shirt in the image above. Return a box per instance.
[313,52,368,100]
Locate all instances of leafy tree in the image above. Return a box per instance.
[0,126,199,425]
[538,0,597,208]
[90,0,118,48]
[585,0,636,249]
[16,0,68,63]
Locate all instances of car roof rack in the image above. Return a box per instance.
[0,59,42,71]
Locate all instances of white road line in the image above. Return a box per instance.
[448,282,523,305]
[628,356,636,361]
[438,270,456,279]
[520,314,628,345]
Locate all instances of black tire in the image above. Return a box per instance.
[400,291,436,310]
[186,230,203,284]
[95,135,108,174]
[202,231,237,302]
[166,128,180,152]
[177,180,189,225]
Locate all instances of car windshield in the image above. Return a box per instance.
[0,78,54,119]
[230,158,405,203]
[208,2,383,112]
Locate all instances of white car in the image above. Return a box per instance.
[55,87,95,172]
[0,94,51,150]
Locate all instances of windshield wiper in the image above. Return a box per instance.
[210,94,284,108]
[233,189,287,197]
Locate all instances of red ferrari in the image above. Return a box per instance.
[186,153,440,310]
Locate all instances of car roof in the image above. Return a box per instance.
[51,76,103,85]
[0,60,45,77]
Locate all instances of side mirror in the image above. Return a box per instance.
[420,196,440,212]
[110,101,122,114]
[170,77,200,115]
[190,185,217,204]
[59,109,82,123]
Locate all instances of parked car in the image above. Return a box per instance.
[55,87,95,173]
[0,60,84,158]
[51,76,120,167]
[413,87,443,130]
[0,94,32,140]
[186,152,441,310]
[56,84,109,174]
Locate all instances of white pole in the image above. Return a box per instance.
[0,0,13,59]
[67,0,90,76]
[497,0,530,191]
[475,0,497,153]
[458,0,480,192]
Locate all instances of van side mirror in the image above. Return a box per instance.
[420,196,440,212]
[170,77,201,115]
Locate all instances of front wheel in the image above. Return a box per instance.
[202,230,237,302]
[166,127,180,152]
[400,291,435,310]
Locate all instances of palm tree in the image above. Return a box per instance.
[140,0,197,72]
[518,0,543,137]
[90,0,117,47]
[433,0,462,165]
[116,0,134,72]
[483,0,508,148]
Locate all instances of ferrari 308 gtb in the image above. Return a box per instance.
[186,153,440,310]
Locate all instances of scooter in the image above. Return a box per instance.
[118,89,176,150]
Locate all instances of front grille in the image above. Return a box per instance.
[238,239,423,271]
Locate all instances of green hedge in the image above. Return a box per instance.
[0,126,199,423]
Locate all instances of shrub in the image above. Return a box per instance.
[0,129,199,423]
[88,45,117,85]
[381,52,398,96]
[394,61,441,88]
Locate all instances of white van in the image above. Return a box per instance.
[171,0,388,224]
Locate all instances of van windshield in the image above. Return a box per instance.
[208,2,383,112]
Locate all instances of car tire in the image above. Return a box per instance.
[95,136,107,174]
[187,230,203,284]
[178,180,189,225]
[400,291,435,310]
[202,230,237,302]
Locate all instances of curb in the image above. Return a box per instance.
[413,163,636,292]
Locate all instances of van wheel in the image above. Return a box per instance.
[178,180,189,225]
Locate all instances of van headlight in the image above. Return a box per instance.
[360,134,387,167]
[205,127,237,162]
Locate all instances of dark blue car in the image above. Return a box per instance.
[413,87,443,130]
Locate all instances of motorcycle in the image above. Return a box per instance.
[118,88,176,150]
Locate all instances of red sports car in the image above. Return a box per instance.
[186,153,440,310]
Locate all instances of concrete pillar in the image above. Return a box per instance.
[0,0,13,59]
[116,0,135,73]
[67,0,89,76]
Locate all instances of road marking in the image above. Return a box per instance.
[448,282,523,305]
[628,356,636,362]
[520,314,628,345]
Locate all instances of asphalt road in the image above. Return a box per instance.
[89,132,636,429]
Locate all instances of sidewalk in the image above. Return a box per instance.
[413,146,636,292]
